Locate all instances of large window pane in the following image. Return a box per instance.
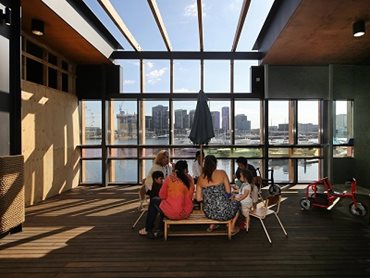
[268,101,289,144]
[269,159,289,183]
[333,100,353,144]
[109,100,137,145]
[144,60,170,93]
[82,101,101,145]
[120,60,140,93]
[204,61,230,92]
[110,160,138,183]
[82,160,102,183]
[173,60,200,93]
[298,100,320,144]
[141,101,169,145]
[298,159,319,182]
[235,100,261,145]
[173,100,197,144]
[234,61,258,93]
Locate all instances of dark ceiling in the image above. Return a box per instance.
[260,0,370,65]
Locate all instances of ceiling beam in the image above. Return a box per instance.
[110,51,264,60]
[253,0,300,51]
[147,0,172,51]
[231,0,251,52]
[98,0,142,51]
[197,0,204,51]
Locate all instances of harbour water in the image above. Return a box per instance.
[83,138,319,184]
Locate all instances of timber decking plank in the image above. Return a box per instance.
[0,185,369,277]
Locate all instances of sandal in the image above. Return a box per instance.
[206,224,219,232]
[138,228,148,236]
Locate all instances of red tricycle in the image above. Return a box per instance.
[300,177,367,216]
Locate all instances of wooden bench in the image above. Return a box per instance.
[163,210,232,240]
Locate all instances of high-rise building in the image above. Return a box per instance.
[235,114,251,131]
[211,111,220,129]
[336,114,347,137]
[116,111,137,139]
[175,109,188,129]
[222,106,229,131]
[189,110,195,127]
[145,116,153,130]
[152,105,169,135]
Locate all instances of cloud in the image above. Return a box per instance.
[184,2,197,17]
[145,61,154,69]
[146,67,167,84]
[123,80,135,85]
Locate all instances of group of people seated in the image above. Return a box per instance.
[138,150,258,239]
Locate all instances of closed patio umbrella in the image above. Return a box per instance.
[189,90,215,161]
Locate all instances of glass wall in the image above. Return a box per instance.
[78,61,353,185]
[80,97,332,185]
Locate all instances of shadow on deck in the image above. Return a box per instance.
[0,185,369,277]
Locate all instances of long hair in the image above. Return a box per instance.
[175,160,190,188]
[202,155,217,182]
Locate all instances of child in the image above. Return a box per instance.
[146,171,164,200]
[232,168,254,231]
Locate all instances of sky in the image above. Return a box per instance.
[81,1,347,129]
[84,0,274,51]
[83,0,274,94]
[82,0,274,128]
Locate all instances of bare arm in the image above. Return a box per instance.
[196,178,203,202]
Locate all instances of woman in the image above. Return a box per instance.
[141,160,195,239]
[143,150,172,192]
[196,155,240,235]
[192,150,204,184]
[159,160,195,220]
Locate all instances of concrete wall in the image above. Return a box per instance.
[267,66,329,99]
[267,65,370,187]
[21,81,80,206]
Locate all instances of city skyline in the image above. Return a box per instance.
[85,100,349,131]
[114,104,321,136]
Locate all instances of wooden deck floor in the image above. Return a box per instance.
[0,185,369,277]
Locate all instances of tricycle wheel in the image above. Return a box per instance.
[349,202,367,217]
[269,184,281,195]
[300,198,311,210]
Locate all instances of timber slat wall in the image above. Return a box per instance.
[0,185,369,277]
